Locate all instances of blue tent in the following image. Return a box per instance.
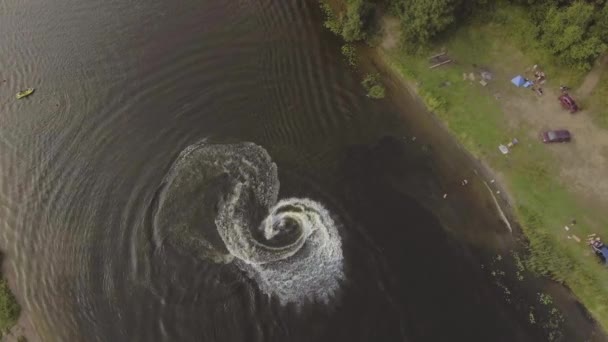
[599,246,608,264]
[511,75,526,87]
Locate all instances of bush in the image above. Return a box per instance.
[341,44,357,66]
[368,84,386,99]
[419,89,447,114]
[0,277,19,331]
[361,73,386,99]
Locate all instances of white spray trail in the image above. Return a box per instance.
[153,141,344,305]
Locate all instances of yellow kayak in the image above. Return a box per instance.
[16,88,34,99]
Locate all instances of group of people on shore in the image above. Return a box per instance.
[588,236,603,249]
[529,65,546,96]
[524,65,573,98]
[588,234,604,250]
[586,234,608,264]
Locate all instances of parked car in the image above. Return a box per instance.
[541,129,571,143]
[593,245,608,265]
[559,94,578,113]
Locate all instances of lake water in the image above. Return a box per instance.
[0,0,603,341]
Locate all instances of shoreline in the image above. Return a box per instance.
[368,46,607,340]
[0,253,19,341]
[368,47,518,232]
[337,10,608,338]
[1,259,38,342]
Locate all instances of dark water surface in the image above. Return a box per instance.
[0,0,602,341]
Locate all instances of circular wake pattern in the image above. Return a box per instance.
[153,141,344,305]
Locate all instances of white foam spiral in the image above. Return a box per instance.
[153,141,344,305]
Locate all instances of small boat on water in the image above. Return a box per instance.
[16,88,34,99]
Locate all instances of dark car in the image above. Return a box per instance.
[592,244,608,265]
[541,129,571,143]
[559,94,579,113]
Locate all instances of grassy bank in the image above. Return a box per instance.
[320,0,608,331]
[384,9,608,330]
[588,67,608,129]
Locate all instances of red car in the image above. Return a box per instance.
[541,129,571,143]
[559,94,578,113]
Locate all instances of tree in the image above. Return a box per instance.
[321,2,343,36]
[591,2,608,43]
[320,0,375,42]
[341,0,374,42]
[392,0,462,47]
[540,1,607,69]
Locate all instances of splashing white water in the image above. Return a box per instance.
[153,141,344,305]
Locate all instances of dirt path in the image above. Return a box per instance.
[577,55,608,98]
[380,17,400,50]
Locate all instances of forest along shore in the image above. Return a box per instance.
[319,0,608,337]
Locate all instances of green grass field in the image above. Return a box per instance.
[588,69,608,129]
[384,6,608,331]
